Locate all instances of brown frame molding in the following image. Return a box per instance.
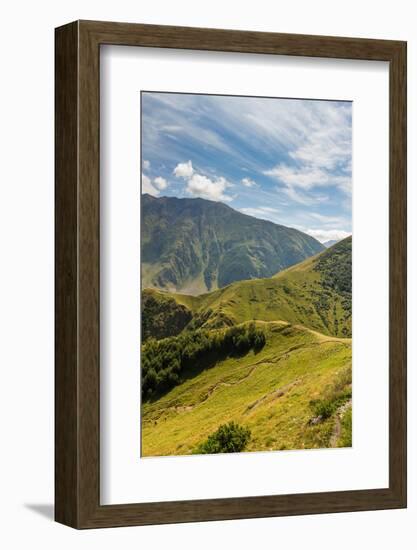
[55,20,407,529]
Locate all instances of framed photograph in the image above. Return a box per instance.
[55,20,407,528]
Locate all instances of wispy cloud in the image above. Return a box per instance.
[142,92,352,235]
[239,206,281,223]
[309,212,349,226]
[142,93,235,164]
[263,101,352,204]
[280,186,328,206]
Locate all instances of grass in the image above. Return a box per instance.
[141,239,352,456]
[151,238,352,338]
[141,321,352,457]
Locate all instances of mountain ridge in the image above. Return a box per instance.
[141,237,352,455]
[141,194,325,295]
[142,236,352,340]
[323,239,340,248]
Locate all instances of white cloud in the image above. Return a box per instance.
[154,176,168,190]
[142,174,169,196]
[172,159,233,202]
[143,159,151,170]
[305,228,351,244]
[186,174,232,202]
[241,177,257,188]
[173,160,194,179]
[142,173,160,196]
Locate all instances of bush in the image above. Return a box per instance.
[194,422,251,454]
[310,399,337,419]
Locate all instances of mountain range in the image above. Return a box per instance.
[142,194,324,295]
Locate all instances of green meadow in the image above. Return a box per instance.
[141,237,352,456]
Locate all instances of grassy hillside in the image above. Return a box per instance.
[143,237,352,339]
[142,321,352,456]
[142,194,324,294]
[141,238,352,456]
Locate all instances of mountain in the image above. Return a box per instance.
[141,237,352,456]
[142,236,352,340]
[323,239,340,248]
[142,194,324,295]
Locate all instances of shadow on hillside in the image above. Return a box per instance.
[143,342,265,405]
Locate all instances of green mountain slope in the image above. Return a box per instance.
[141,288,192,341]
[142,321,352,456]
[141,194,324,295]
[142,237,352,339]
[141,239,352,456]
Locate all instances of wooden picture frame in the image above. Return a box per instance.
[55,20,407,528]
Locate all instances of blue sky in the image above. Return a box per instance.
[141,92,352,243]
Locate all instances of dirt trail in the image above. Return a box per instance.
[329,399,352,447]
[294,324,352,344]
[244,379,301,414]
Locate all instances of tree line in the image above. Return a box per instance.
[142,323,266,400]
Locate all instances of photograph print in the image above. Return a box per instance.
[140,91,352,457]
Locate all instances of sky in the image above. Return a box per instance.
[141,92,352,244]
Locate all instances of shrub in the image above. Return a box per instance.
[309,366,352,421]
[338,408,352,447]
[141,291,192,341]
[194,422,251,454]
[310,399,336,419]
